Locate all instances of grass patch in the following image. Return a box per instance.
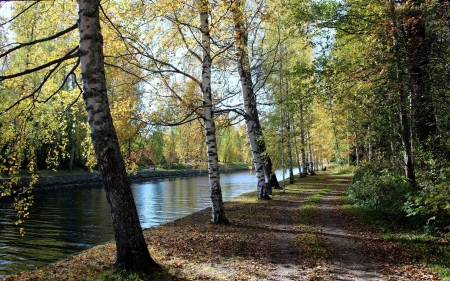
[300,187,333,226]
[296,183,335,264]
[384,232,450,280]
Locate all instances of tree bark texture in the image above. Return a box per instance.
[286,113,294,184]
[200,2,229,224]
[77,0,157,273]
[231,0,274,198]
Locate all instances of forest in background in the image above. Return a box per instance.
[1,0,450,273]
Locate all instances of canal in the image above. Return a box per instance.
[0,170,260,278]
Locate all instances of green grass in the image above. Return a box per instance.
[300,187,333,226]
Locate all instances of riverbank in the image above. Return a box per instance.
[0,166,251,190]
[4,171,445,281]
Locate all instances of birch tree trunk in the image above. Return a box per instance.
[231,0,276,198]
[300,104,307,177]
[77,0,157,272]
[293,122,302,175]
[307,128,315,175]
[200,1,229,223]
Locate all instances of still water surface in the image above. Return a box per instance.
[0,170,261,278]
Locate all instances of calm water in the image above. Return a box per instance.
[0,170,259,278]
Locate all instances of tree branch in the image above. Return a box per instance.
[0,1,41,28]
[0,46,79,81]
[0,23,78,59]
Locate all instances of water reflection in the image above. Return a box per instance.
[0,170,257,278]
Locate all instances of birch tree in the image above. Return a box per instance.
[199,0,229,224]
[231,0,281,198]
[0,0,158,273]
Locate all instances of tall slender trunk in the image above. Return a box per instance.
[200,2,229,223]
[307,128,315,175]
[68,128,75,173]
[388,0,416,185]
[404,0,436,147]
[300,104,307,176]
[280,94,286,192]
[293,122,302,175]
[346,114,350,165]
[367,125,372,162]
[354,132,359,166]
[280,60,286,191]
[328,104,341,162]
[284,79,294,184]
[286,112,294,184]
[231,0,276,197]
[77,0,157,272]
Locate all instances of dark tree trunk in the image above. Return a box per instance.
[68,128,75,173]
[77,0,158,273]
[389,0,416,186]
[404,0,436,146]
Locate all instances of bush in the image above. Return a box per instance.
[404,164,450,234]
[348,164,412,218]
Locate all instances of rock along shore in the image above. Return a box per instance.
[1,167,251,190]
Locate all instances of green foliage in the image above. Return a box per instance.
[348,163,413,218]
[404,150,450,233]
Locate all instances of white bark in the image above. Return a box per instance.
[200,2,228,224]
[232,0,268,198]
[77,0,156,272]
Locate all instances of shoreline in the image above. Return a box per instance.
[0,167,252,190]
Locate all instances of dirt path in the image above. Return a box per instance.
[319,181,382,280]
[315,175,441,281]
[265,193,307,281]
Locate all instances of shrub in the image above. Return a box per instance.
[404,164,450,234]
[348,165,412,218]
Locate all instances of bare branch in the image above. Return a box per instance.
[0,1,41,28]
[0,23,78,59]
[41,58,81,104]
[0,46,79,81]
